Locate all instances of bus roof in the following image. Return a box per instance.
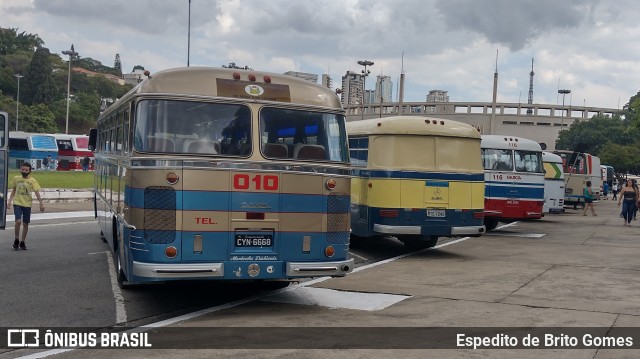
[102,67,343,118]
[345,116,481,139]
[542,151,562,163]
[481,135,542,151]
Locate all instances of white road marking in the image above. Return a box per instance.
[6,211,95,222]
[104,251,128,325]
[348,251,369,261]
[488,232,546,238]
[17,224,492,358]
[19,221,96,228]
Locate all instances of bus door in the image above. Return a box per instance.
[0,112,8,229]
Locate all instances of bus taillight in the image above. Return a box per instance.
[326,179,336,190]
[379,209,398,218]
[165,246,177,258]
[324,246,335,258]
[473,211,485,219]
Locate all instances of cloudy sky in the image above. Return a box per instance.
[2,0,639,109]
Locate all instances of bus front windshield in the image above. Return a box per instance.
[259,107,348,162]
[134,100,252,156]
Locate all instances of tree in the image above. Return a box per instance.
[22,46,57,105]
[555,114,630,155]
[598,142,640,175]
[114,54,122,76]
[0,27,43,55]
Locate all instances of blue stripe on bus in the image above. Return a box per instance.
[425,181,449,187]
[352,169,483,181]
[10,150,58,159]
[126,187,331,212]
[485,184,544,199]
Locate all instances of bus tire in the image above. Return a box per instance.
[484,219,499,231]
[398,235,438,250]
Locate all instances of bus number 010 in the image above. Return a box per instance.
[233,174,279,191]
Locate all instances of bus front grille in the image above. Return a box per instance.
[144,186,176,244]
[327,192,350,244]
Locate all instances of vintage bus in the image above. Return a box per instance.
[53,134,93,171]
[542,151,565,213]
[554,150,601,207]
[8,131,58,170]
[600,165,614,188]
[347,116,485,250]
[89,67,353,288]
[481,135,545,230]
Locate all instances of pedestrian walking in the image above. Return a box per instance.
[603,182,610,200]
[618,179,637,226]
[582,180,597,216]
[612,182,619,201]
[7,162,45,250]
[81,156,90,171]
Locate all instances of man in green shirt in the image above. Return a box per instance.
[7,162,45,250]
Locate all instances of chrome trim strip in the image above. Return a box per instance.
[451,225,486,235]
[286,258,354,277]
[128,247,149,252]
[133,261,224,278]
[373,224,421,235]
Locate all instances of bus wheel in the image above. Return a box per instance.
[114,251,130,289]
[398,235,438,250]
[484,219,499,231]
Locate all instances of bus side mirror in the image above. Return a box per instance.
[88,128,97,152]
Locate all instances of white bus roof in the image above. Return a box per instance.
[346,116,481,139]
[542,151,563,163]
[481,135,542,151]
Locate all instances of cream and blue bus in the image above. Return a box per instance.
[481,135,545,230]
[347,116,485,250]
[542,151,565,213]
[89,67,353,288]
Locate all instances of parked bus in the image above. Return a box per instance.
[481,135,545,230]
[8,131,58,170]
[347,116,485,249]
[542,151,565,213]
[554,150,601,207]
[600,165,614,188]
[89,67,353,288]
[0,112,9,229]
[53,134,94,171]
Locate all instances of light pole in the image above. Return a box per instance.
[357,60,374,120]
[187,0,191,67]
[558,89,571,129]
[14,74,23,131]
[62,44,78,134]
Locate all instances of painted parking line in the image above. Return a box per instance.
[6,211,95,222]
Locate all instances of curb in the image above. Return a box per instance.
[37,189,94,203]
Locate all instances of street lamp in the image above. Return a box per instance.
[558,89,571,129]
[14,74,23,131]
[62,44,79,134]
[357,60,374,120]
[187,0,191,67]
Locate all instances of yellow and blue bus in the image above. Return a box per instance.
[347,116,485,250]
[481,135,545,230]
[88,67,353,287]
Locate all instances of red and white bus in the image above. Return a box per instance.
[53,134,94,171]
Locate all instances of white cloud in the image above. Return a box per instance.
[1,0,638,109]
